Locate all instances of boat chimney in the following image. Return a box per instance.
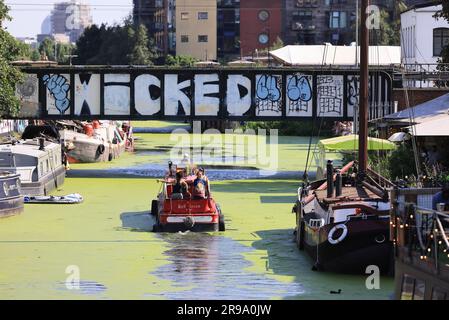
[327,160,334,198]
[335,170,342,197]
[38,138,45,151]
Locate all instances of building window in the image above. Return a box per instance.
[181,12,189,20]
[329,11,347,29]
[198,35,208,42]
[198,12,208,20]
[258,33,269,44]
[433,28,449,57]
[258,10,270,22]
[181,35,189,43]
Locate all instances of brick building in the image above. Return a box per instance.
[239,0,283,56]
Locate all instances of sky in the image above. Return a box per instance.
[4,0,133,38]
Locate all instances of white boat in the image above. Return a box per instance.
[60,122,127,163]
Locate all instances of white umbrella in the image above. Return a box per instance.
[388,132,411,142]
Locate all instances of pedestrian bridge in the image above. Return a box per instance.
[14,66,394,121]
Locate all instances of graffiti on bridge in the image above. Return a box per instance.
[14,68,393,120]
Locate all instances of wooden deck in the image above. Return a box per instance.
[315,185,382,204]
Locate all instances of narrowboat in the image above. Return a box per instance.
[0,138,65,196]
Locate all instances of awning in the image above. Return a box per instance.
[384,93,449,123]
[410,115,449,136]
[318,135,396,151]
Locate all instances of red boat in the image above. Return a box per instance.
[151,175,225,232]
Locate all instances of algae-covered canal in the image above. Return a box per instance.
[0,124,393,300]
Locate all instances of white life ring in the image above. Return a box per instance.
[328,224,348,245]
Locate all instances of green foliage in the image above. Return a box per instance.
[269,37,284,51]
[38,38,75,64]
[242,121,334,137]
[377,9,400,46]
[388,143,417,181]
[165,54,198,67]
[75,19,157,65]
[0,0,27,117]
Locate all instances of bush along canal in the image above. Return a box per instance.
[0,130,394,300]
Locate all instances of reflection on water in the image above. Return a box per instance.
[149,233,304,300]
[109,164,299,181]
[58,280,107,296]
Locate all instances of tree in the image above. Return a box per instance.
[165,54,198,67]
[0,0,27,116]
[75,19,156,65]
[128,24,155,65]
[38,38,75,64]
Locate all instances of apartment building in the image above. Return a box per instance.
[176,0,217,60]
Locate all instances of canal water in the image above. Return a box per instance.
[0,130,394,300]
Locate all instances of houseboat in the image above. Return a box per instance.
[0,172,24,218]
[0,138,65,196]
[292,0,395,274]
[59,121,130,163]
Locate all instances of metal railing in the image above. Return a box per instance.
[391,196,449,272]
[394,63,449,88]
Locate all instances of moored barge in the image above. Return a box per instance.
[0,172,23,218]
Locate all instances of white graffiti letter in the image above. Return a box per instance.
[135,74,161,116]
[195,74,219,116]
[164,74,191,116]
[227,75,251,116]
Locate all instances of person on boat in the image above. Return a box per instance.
[180,153,195,176]
[192,168,210,200]
[432,183,449,211]
[172,172,191,200]
[165,161,176,179]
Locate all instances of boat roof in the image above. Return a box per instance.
[318,135,396,151]
[0,140,60,158]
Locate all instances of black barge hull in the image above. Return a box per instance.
[301,217,392,274]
